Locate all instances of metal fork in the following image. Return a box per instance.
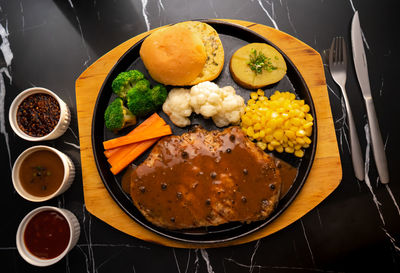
[328,37,364,181]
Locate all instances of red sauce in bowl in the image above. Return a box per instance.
[23,210,70,259]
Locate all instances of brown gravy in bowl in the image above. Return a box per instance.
[19,150,64,197]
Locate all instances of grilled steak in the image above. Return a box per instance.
[130,126,281,230]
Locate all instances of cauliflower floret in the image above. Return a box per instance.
[162,82,245,128]
[190,81,222,118]
[162,88,192,127]
[212,87,245,127]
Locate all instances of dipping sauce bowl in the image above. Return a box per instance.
[16,206,80,266]
[9,87,71,141]
[12,145,75,202]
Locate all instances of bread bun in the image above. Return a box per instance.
[175,21,224,85]
[139,25,207,86]
[139,21,224,86]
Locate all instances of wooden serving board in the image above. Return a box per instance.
[75,19,342,248]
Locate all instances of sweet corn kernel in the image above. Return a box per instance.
[285,147,294,153]
[250,92,258,100]
[273,129,284,140]
[296,137,305,145]
[296,129,306,137]
[247,127,254,137]
[257,142,267,150]
[304,136,312,144]
[270,140,280,147]
[301,104,310,112]
[265,135,274,142]
[285,130,295,140]
[304,121,313,129]
[258,96,266,101]
[294,149,304,157]
[240,90,314,156]
[254,123,262,131]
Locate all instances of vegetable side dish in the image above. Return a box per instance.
[230,43,287,89]
[104,69,167,132]
[241,90,313,157]
[162,81,245,127]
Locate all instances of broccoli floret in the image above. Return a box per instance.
[149,84,168,107]
[111,70,144,99]
[134,79,150,92]
[127,80,168,117]
[127,84,153,117]
[104,98,137,132]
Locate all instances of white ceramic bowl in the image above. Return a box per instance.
[12,145,75,202]
[8,87,71,141]
[16,206,80,267]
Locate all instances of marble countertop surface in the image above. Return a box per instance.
[1,0,399,272]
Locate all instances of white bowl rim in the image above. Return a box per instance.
[16,206,75,267]
[8,87,67,141]
[12,145,71,202]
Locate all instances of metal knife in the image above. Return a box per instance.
[351,11,389,184]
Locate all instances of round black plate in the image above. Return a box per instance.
[92,20,317,244]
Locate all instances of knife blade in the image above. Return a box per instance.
[351,11,389,184]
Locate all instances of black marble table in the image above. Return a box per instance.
[1,0,399,272]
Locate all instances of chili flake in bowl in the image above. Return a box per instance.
[9,87,71,141]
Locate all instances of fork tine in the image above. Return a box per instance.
[341,37,347,66]
[329,37,335,65]
[335,37,340,63]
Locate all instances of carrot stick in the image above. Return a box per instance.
[107,142,140,166]
[123,113,166,136]
[103,121,167,158]
[103,113,167,150]
[103,124,172,150]
[110,138,159,175]
[104,149,117,158]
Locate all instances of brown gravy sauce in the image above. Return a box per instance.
[129,127,282,229]
[121,165,135,194]
[122,154,298,200]
[19,150,64,197]
[275,159,298,199]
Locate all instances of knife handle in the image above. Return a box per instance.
[365,97,389,183]
[341,87,365,181]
